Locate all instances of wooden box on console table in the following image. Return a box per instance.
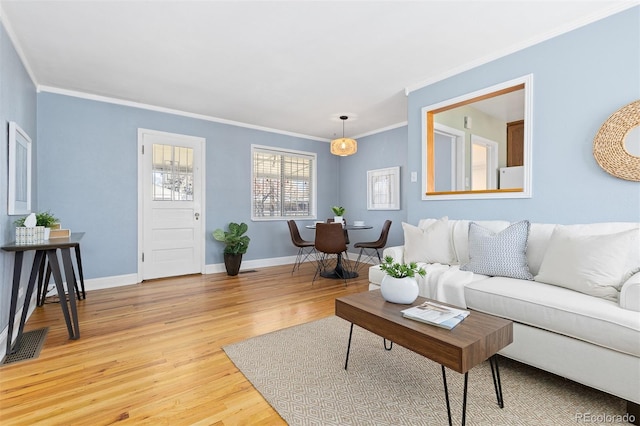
[49,228,71,239]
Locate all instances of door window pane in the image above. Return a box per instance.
[152,144,194,201]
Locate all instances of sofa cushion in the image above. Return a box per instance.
[450,220,512,265]
[525,223,557,276]
[460,220,533,280]
[534,226,640,302]
[621,272,640,311]
[402,218,455,265]
[465,277,640,357]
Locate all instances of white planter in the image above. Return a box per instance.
[380,275,419,304]
[333,216,344,225]
[44,227,51,240]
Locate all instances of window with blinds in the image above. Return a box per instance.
[252,146,316,220]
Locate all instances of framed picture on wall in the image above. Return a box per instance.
[8,121,32,215]
[367,166,400,210]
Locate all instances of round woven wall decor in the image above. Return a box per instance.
[593,99,640,181]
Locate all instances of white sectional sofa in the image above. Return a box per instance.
[368,217,640,418]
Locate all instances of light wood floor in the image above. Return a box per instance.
[0,261,371,425]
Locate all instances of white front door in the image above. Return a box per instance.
[138,129,205,281]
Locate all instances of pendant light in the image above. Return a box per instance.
[330,115,357,156]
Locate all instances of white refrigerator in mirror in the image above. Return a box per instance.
[499,166,524,189]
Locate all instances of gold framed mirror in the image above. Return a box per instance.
[421,75,533,200]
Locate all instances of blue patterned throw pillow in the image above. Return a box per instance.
[460,220,533,280]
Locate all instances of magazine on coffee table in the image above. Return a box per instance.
[401,301,470,330]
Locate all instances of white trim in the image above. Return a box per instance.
[251,144,316,159]
[8,121,32,215]
[405,3,638,95]
[40,273,140,296]
[434,123,466,191]
[367,166,401,211]
[40,85,408,142]
[352,121,408,139]
[84,273,140,292]
[204,253,376,275]
[421,74,533,201]
[251,144,318,221]
[39,86,328,142]
[205,255,298,274]
[0,6,38,86]
[137,128,207,282]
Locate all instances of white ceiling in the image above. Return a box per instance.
[0,1,635,141]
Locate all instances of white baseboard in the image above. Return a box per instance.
[204,255,298,274]
[204,253,372,275]
[84,273,139,292]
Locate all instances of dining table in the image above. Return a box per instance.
[305,223,373,279]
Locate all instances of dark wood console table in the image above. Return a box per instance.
[2,233,85,356]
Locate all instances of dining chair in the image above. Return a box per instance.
[313,222,354,285]
[327,217,349,244]
[287,220,316,274]
[354,220,392,270]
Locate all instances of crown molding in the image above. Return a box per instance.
[405,3,639,95]
[0,4,38,87]
[37,85,329,142]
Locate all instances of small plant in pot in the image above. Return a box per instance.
[15,210,60,240]
[14,210,59,228]
[379,256,426,304]
[212,222,250,276]
[331,206,345,224]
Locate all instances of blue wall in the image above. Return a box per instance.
[36,93,341,279]
[336,125,409,248]
[0,22,38,340]
[2,6,639,294]
[403,7,640,228]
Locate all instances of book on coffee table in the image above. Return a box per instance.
[401,301,470,330]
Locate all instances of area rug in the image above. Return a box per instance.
[223,316,627,425]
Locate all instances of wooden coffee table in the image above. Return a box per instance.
[335,290,513,426]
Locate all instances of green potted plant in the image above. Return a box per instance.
[379,256,426,304]
[15,210,60,240]
[212,222,250,276]
[331,206,345,224]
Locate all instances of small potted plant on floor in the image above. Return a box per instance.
[379,255,426,304]
[212,222,250,276]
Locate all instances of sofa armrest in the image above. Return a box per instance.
[382,246,404,263]
[620,271,640,312]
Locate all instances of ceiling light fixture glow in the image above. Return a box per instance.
[330,115,357,156]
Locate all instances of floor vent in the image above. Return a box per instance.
[239,269,258,274]
[2,327,48,365]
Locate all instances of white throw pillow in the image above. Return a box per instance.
[460,220,533,280]
[402,217,454,265]
[534,226,640,301]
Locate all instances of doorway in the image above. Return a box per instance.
[470,134,498,190]
[433,124,465,191]
[138,129,206,281]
